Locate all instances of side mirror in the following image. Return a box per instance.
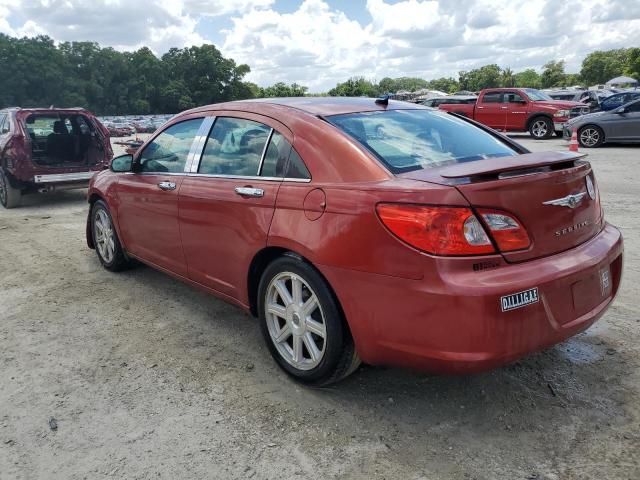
[110,154,133,172]
[614,107,626,114]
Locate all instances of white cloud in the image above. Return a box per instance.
[0,0,638,91]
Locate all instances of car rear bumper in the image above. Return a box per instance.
[321,223,623,374]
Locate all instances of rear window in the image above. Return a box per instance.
[327,109,517,173]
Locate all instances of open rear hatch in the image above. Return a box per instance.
[400,151,604,263]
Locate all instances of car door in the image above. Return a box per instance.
[178,113,294,301]
[475,91,506,130]
[116,116,207,277]
[503,91,528,130]
[611,100,640,140]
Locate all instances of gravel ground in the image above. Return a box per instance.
[0,134,638,480]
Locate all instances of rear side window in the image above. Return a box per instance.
[260,131,292,177]
[286,149,311,179]
[138,118,203,173]
[327,109,517,173]
[199,117,270,176]
[481,92,501,103]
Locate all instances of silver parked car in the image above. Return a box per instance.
[563,98,640,147]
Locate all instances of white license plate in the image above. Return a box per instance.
[501,287,539,312]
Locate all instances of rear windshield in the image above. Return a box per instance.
[327,109,517,173]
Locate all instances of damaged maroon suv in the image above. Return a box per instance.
[0,107,112,208]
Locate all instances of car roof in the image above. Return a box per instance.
[185,97,426,117]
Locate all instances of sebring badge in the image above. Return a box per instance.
[543,192,587,209]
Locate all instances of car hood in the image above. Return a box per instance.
[567,110,608,125]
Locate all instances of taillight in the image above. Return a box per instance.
[478,209,530,252]
[376,204,495,255]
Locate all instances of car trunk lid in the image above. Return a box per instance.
[399,151,604,263]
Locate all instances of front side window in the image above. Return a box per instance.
[327,109,517,173]
[138,118,203,173]
[503,92,524,103]
[625,100,640,113]
[199,117,271,176]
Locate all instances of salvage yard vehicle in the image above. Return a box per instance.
[438,88,589,138]
[86,97,623,385]
[422,95,477,108]
[564,98,640,147]
[592,91,640,112]
[0,107,113,208]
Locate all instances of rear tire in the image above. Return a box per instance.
[529,117,554,139]
[91,200,129,271]
[258,255,360,386]
[578,125,604,148]
[0,169,22,209]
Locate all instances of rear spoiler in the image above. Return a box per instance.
[439,151,587,179]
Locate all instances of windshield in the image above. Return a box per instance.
[327,109,517,173]
[524,89,553,101]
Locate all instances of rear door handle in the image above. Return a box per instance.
[235,187,264,198]
[158,181,176,191]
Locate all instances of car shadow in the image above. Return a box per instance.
[112,260,631,441]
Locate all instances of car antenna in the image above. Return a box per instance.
[375,94,390,106]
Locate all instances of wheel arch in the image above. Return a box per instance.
[247,246,355,344]
[526,113,553,130]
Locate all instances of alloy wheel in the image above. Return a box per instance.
[94,208,115,264]
[265,272,327,371]
[532,120,548,138]
[580,128,600,147]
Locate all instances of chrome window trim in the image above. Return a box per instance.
[183,172,311,183]
[184,116,215,173]
[256,128,274,176]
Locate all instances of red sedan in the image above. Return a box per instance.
[86,97,623,385]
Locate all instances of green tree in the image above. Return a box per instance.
[541,60,566,88]
[501,67,515,87]
[427,77,459,93]
[459,64,502,91]
[580,49,628,85]
[260,82,308,97]
[328,77,378,97]
[514,69,541,88]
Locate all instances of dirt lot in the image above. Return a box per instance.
[1,134,638,480]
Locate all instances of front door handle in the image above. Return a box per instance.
[158,181,176,191]
[235,187,264,198]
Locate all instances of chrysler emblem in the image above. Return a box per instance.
[543,192,587,209]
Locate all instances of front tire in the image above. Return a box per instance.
[578,125,604,148]
[529,117,554,139]
[0,169,22,209]
[91,200,129,271]
[258,255,360,386]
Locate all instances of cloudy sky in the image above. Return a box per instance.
[0,0,638,91]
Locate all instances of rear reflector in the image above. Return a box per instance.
[478,209,530,252]
[376,204,495,256]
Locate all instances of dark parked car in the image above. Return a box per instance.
[422,95,477,108]
[545,89,611,115]
[564,98,640,147]
[0,107,113,208]
[86,97,622,385]
[595,91,640,112]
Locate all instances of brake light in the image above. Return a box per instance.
[478,209,530,252]
[376,204,495,255]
